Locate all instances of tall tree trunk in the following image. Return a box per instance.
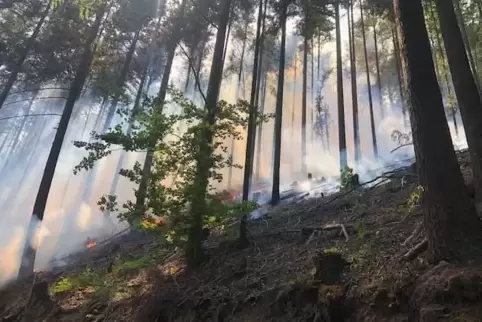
[317,32,321,81]
[0,0,52,110]
[429,1,459,136]
[187,0,232,267]
[270,0,288,205]
[360,0,378,158]
[255,74,267,181]
[81,27,141,202]
[254,2,267,181]
[106,61,149,211]
[454,0,481,94]
[221,13,233,70]
[349,1,360,162]
[103,27,142,132]
[242,0,264,202]
[435,0,482,198]
[227,18,249,189]
[291,53,297,171]
[240,0,264,247]
[391,23,407,128]
[301,34,308,174]
[18,3,106,279]
[394,0,482,262]
[193,32,208,99]
[373,22,384,117]
[184,48,193,93]
[335,2,347,170]
[135,40,176,214]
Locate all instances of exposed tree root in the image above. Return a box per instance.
[402,221,423,246]
[402,238,428,261]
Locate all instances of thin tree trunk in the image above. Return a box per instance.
[392,23,407,128]
[435,0,482,198]
[240,0,264,247]
[271,0,288,205]
[335,2,347,170]
[188,0,232,266]
[373,22,384,117]
[429,1,458,136]
[102,27,142,132]
[18,3,106,279]
[135,41,176,214]
[106,61,149,211]
[0,0,52,109]
[394,0,482,263]
[242,0,264,202]
[454,0,481,94]
[255,74,267,181]
[291,53,297,172]
[360,0,378,158]
[227,18,249,189]
[349,1,361,162]
[301,34,308,174]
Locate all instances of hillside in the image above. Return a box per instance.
[1,149,482,322]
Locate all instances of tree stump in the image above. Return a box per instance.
[313,251,349,285]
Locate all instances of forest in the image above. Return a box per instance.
[1,0,482,320]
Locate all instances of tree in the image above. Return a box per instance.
[187,0,233,266]
[18,2,107,278]
[0,0,53,110]
[241,0,264,203]
[359,0,378,158]
[394,0,482,262]
[271,0,289,205]
[434,0,482,199]
[348,0,361,162]
[335,1,347,169]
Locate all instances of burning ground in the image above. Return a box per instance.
[1,149,482,321]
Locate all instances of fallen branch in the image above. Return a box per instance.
[340,224,350,241]
[390,143,413,153]
[402,238,428,261]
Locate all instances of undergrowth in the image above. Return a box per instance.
[49,254,156,296]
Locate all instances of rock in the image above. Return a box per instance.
[313,251,349,285]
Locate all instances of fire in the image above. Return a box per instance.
[86,240,96,248]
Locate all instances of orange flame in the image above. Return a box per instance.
[86,241,97,248]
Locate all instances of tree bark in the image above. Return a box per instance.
[187,0,232,266]
[18,3,106,279]
[394,0,482,263]
[348,1,360,162]
[360,0,378,158]
[255,73,267,181]
[391,22,408,129]
[373,22,384,117]
[335,2,347,170]
[435,0,482,198]
[240,0,264,247]
[227,20,248,190]
[453,0,481,94]
[271,0,288,205]
[302,34,308,174]
[428,1,458,136]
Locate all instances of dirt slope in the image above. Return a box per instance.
[1,149,482,322]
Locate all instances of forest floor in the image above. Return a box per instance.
[2,149,482,322]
